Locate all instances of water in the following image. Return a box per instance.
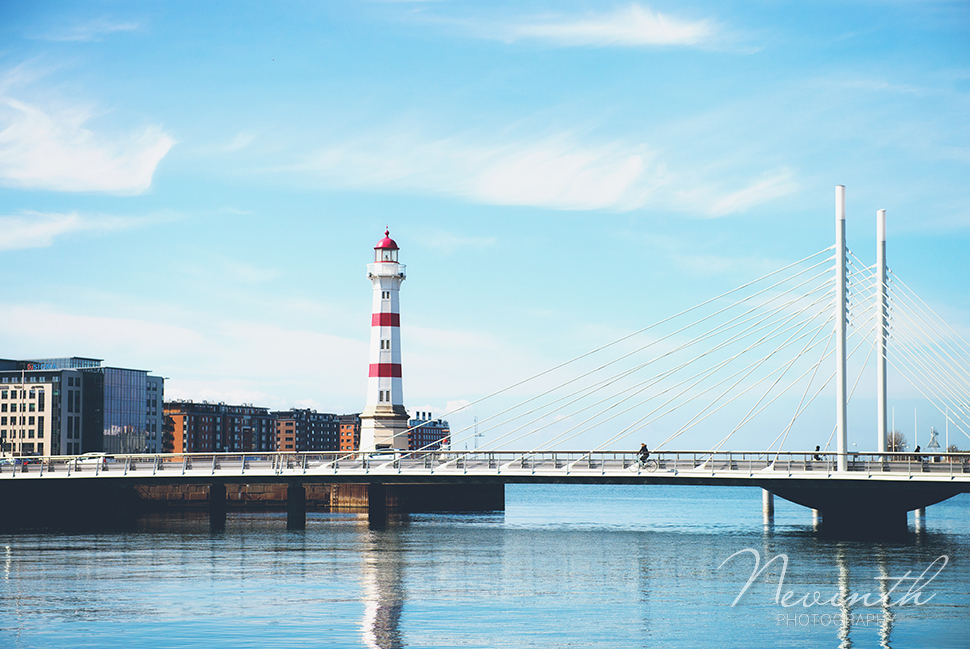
[2,485,968,648]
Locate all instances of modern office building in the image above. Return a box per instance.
[0,357,164,458]
[273,409,340,452]
[407,411,450,452]
[164,401,275,453]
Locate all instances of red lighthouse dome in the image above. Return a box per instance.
[374,229,399,262]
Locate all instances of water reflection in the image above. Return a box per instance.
[835,543,853,649]
[875,547,895,649]
[361,524,406,649]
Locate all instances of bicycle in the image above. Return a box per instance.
[631,457,658,472]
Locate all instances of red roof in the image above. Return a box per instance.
[375,229,398,250]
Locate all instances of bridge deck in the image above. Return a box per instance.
[4,451,970,487]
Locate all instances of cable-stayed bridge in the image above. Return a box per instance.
[5,187,970,535]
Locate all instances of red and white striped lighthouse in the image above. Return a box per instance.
[359,229,410,451]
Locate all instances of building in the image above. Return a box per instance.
[164,401,275,453]
[359,230,410,451]
[0,357,164,458]
[339,413,361,452]
[407,411,450,452]
[273,409,340,452]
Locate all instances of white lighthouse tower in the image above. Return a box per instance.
[359,229,410,452]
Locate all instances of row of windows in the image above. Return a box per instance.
[0,429,43,439]
[0,375,55,384]
[1,403,40,413]
[1,389,44,399]
[7,442,43,454]
[0,416,42,426]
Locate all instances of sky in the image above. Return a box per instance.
[1,1,968,451]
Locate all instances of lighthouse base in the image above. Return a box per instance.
[360,406,410,452]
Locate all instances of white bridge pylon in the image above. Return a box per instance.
[406,187,970,471]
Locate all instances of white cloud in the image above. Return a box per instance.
[0,211,166,251]
[299,132,667,211]
[225,131,257,152]
[422,232,496,253]
[295,129,793,216]
[0,97,174,193]
[0,304,370,410]
[39,19,140,43]
[502,4,716,48]
[705,169,799,217]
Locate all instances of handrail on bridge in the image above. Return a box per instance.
[2,449,969,480]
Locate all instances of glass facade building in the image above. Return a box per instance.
[101,368,148,454]
[0,357,163,457]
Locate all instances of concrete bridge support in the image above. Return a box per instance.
[368,482,388,528]
[768,481,957,538]
[209,483,227,532]
[287,482,306,530]
[762,489,774,524]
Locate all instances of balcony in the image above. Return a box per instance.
[367,263,406,279]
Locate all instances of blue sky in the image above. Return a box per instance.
[1,1,968,449]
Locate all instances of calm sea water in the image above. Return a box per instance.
[2,485,968,648]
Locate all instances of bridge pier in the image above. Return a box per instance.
[761,489,774,524]
[368,482,388,528]
[914,507,925,529]
[287,481,306,530]
[209,483,227,532]
[768,481,956,538]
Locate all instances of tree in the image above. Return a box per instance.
[948,444,961,453]
[887,430,907,452]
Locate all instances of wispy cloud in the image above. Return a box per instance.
[293,128,793,216]
[0,211,169,251]
[421,231,496,253]
[500,4,716,48]
[39,18,140,43]
[704,169,799,217]
[0,96,174,194]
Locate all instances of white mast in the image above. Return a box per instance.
[836,186,848,471]
[876,208,888,453]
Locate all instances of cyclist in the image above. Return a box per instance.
[637,443,650,466]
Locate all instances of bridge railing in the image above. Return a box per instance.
[2,449,968,478]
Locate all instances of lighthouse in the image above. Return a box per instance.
[359,229,410,451]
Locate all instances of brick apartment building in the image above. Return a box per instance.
[164,401,275,453]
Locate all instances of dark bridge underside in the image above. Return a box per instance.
[1,474,965,536]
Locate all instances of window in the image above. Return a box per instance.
[1,391,6,399]
[28,416,34,426]
[1,405,5,413]
[29,403,35,412]
[0,417,5,425]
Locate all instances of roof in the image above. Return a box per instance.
[374,229,398,250]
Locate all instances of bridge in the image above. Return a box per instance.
[4,186,970,536]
